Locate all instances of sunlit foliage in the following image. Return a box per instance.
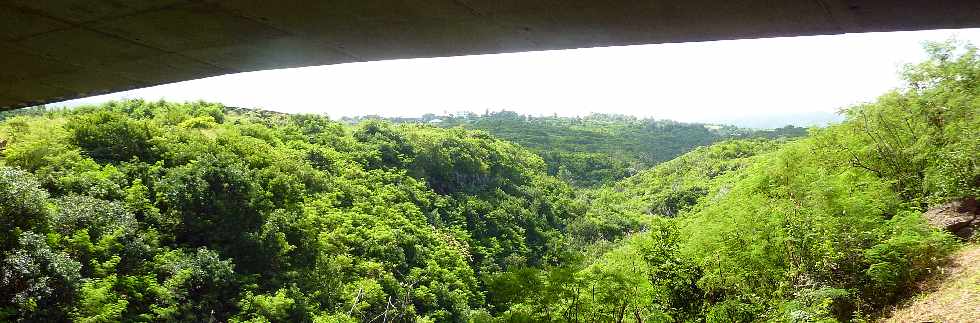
[0,41,975,322]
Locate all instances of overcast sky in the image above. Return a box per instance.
[57,28,980,126]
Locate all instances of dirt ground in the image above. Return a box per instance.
[881,243,980,323]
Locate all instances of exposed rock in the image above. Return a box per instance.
[923,198,978,239]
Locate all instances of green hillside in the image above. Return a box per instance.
[489,41,978,321]
[0,41,976,322]
[365,112,807,187]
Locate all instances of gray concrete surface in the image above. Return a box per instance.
[2,0,980,110]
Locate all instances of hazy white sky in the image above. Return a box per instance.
[59,28,980,124]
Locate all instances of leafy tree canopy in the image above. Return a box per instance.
[0,41,975,322]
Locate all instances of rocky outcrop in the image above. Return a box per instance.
[924,198,979,239]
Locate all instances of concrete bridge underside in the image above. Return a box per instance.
[2,0,980,110]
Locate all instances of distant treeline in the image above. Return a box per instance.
[348,111,808,186]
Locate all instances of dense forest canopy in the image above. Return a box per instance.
[346,111,807,187]
[0,41,976,322]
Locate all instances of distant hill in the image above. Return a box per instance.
[572,138,784,243]
[351,111,808,187]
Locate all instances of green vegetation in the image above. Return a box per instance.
[0,41,976,322]
[0,100,583,322]
[356,111,806,187]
